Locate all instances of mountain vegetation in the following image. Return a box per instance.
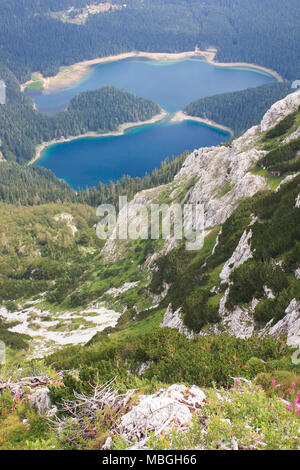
[0,1,299,82]
[0,152,187,206]
[0,1,300,453]
[0,94,300,452]
[184,82,294,136]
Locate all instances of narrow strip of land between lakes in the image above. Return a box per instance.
[171,110,234,138]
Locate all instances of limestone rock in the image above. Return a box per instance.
[118,384,206,441]
[220,230,253,283]
[263,285,275,299]
[262,299,300,346]
[283,126,300,144]
[29,387,51,414]
[221,306,255,339]
[101,119,266,260]
[160,304,194,339]
[276,173,300,192]
[260,90,300,132]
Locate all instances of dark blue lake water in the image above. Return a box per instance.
[39,119,228,189]
[30,58,275,187]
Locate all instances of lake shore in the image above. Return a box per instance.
[29,109,168,165]
[22,49,282,92]
[170,110,234,138]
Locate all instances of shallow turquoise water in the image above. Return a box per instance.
[32,58,274,187]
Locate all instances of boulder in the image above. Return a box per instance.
[29,387,51,414]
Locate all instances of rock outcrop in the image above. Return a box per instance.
[160,304,194,339]
[29,387,51,414]
[260,89,300,132]
[219,230,253,283]
[118,384,206,444]
[261,299,300,346]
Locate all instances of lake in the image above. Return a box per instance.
[28,58,274,115]
[39,118,228,189]
[30,57,275,187]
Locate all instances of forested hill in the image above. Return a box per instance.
[0,163,75,206]
[64,87,161,133]
[0,0,299,81]
[0,63,161,164]
[184,82,294,137]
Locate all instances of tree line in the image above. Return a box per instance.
[0,153,188,207]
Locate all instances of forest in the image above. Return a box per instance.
[0,153,187,207]
[184,82,294,136]
[0,1,299,82]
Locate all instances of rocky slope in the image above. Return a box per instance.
[1,90,300,358]
[1,91,300,452]
[102,89,300,347]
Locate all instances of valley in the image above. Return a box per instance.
[28,57,274,187]
[0,0,299,453]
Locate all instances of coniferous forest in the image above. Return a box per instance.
[0,0,300,453]
[184,82,294,137]
[0,0,299,81]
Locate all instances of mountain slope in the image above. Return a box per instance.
[0,90,300,358]
[100,89,300,343]
[0,89,300,451]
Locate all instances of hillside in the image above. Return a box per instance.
[184,81,294,137]
[0,91,299,450]
[0,1,299,81]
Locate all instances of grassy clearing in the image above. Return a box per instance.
[25,74,43,91]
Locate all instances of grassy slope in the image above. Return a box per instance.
[0,106,300,450]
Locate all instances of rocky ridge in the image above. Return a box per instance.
[103,89,300,346]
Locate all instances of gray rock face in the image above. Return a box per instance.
[276,173,300,192]
[221,306,255,340]
[261,299,300,346]
[218,289,256,340]
[29,387,51,414]
[283,126,300,144]
[219,230,253,283]
[176,143,266,229]
[118,384,206,443]
[101,120,266,260]
[160,304,194,339]
[260,89,300,132]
